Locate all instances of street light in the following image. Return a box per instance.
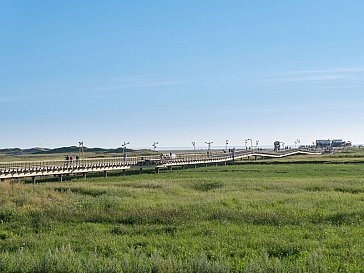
[78,141,84,159]
[245,138,252,150]
[256,140,260,150]
[152,142,159,151]
[122,141,130,162]
[191,141,196,151]
[294,139,301,148]
[225,140,229,151]
[205,141,213,157]
[281,142,285,150]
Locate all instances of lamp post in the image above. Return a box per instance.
[152,142,159,151]
[294,139,301,149]
[122,141,130,162]
[191,141,196,151]
[225,140,229,151]
[205,141,213,157]
[245,138,252,150]
[256,140,259,150]
[78,141,84,159]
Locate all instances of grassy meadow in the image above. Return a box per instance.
[1,152,364,272]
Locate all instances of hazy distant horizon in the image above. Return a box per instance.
[3,142,362,152]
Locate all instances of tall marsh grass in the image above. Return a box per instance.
[1,162,364,272]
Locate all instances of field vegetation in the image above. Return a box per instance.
[0,150,364,272]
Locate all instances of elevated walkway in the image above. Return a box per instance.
[0,149,321,181]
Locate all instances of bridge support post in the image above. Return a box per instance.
[122,169,126,176]
[59,175,63,182]
[104,171,107,178]
[224,161,227,166]
[168,166,172,171]
[140,168,143,174]
[255,155,257,161]
[155,167,160,174]
[84,173,87,179]
[32,176,36,184]
[194,164,197,168]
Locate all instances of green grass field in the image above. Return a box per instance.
[1,152,364,272]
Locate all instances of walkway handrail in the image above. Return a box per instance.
[0,149,321,174]
[0,156,139,170]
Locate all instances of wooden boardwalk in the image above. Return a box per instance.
[0,149,320,181]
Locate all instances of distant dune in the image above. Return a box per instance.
[0,146,134,155]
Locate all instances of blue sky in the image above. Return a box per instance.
[1,1,364,149]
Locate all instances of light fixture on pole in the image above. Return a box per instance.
[245,138,251,150]
[122,141,130,162]
[225,140,229,151]
[191,141,196,151]
[152,142,159,151]
[294,139,301,148]
[205,141,213,157]
[256,140,259,150]
[78,141,84,159]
